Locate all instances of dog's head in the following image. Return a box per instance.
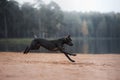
[64,35,73,46]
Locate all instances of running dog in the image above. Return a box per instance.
[23,35,76,62]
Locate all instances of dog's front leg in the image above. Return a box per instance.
[61,47,76,56]
[63,52,75,62]
[58,46,75,62]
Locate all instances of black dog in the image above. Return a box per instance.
[23,35,76,62]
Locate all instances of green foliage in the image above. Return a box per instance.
[0,38,32,45]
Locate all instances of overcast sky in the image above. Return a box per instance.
[16,0,120,13]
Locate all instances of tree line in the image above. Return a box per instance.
[0,0,120,38]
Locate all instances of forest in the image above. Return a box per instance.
[1,0,120,38]
[0,0,120,53]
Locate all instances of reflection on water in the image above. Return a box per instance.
[0,38,120,53]
[72,38,120,53]
[83,43,88,54]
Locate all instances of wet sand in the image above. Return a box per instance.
[0,52,120,80]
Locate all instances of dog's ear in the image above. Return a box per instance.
[67,35,71,38]
[65,35,71,39]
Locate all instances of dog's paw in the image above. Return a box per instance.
[70,54,76,56]
[71,60,75,62]
[69,53,76,56]
[23,52,27,54]
[73,54,77,56]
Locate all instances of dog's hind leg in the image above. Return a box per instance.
[23,46,30,54]
[23,46,28,54]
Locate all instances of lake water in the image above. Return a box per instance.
[0,38,120,53]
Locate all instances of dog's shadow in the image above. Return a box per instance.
[44,61,95,67]
[17,58,95,67]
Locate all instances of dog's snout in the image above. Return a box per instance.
[69,42,73,46]
[70,43,73,46]
[71,43,73,46]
